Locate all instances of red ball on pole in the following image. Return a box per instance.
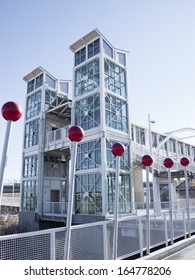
[112,143,125,157]
[180,157,190,167]
[68,126,84,142]
[163,158,174,169]
[1,101,22,122]
[141,155,153,167]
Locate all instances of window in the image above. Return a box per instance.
[26,91,41,119]
[75,93,100,130]
[75,47,86,66]
[107,173,131,214]
[178,142,184,155]
[27,79,35,94]
[103,40,113,58]
[117,52,126,66]
[104,59,126,97]
[22,180,37,211]
[35,74,43,89]
[170,139,176,155]
[46,74,56,88]
[185,144,191,156]
[59,82,68,93]
[75,173,102,214]
[75,59,99,96]
[88,39,100,59]
[105,94,128,132]
[151,133,157,148]
[76,139,101,170]
[45,90,56,110]
[24,119,39,148]
[23,155,38,177]
[135,127,145,145]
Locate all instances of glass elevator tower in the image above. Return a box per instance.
[19,29,132,231]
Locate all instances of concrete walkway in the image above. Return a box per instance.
[140,235,195,260]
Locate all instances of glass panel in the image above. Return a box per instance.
[105,94,128,132]
[117,52,126,66]
[107,173,131,214]
[46,74,56,88]
[35,74,43,89]
[76,139,101,170]
[26,90,41,119]
[23,155,38,178]
[22,180,37,211]
[75,93,100,130]
[27,79,35,94]
[75,174,102,214]
[104,59,127,97]
[88,39,100,59]
[24,119,40,148]
[59,82,68,93]
[103,40,113,58]
[75,47,86,66]
[45,90,56,110]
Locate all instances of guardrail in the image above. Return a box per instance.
[1,205,195,260]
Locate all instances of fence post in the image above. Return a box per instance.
[50,230,56,260]
[103,222,108,260]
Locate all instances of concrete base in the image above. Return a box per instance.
[19,211,39,232]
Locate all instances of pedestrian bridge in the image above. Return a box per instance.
[45,124,195,173]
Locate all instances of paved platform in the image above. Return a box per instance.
[140,234,195,260]
[165,243,195,260]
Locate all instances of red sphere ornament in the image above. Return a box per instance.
[180,157,190,167]
[163,158,174,169]
[68,126,84,142]
[1,101,22,122]
[112,143,125,157]
[141,155,153,167]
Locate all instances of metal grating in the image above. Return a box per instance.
[1,208,195,260]
[0,233,50,260]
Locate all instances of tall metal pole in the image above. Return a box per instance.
[184,166,191,237]
[168,167,174,244]
[180,157,191,238]
[163,157,174,244]
[141,154,153,255]
[145,165,150,255]
[148,114,158,214]
[0,121,12,206]
[113,155,120,260]
[112,142,125,260]
[64,141,77,260]
[64,125,84,260]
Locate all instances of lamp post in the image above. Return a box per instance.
[163,157,174,244]
[148,114,158,214]
[112,142,125,260]
[0,101,22,208]
[64,125,84,260]
[180,157,191,237]
[141,154,153,255]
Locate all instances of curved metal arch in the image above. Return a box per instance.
[155,127,195,152]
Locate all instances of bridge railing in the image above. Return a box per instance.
[1,205,195,260]
[131,141,195,173]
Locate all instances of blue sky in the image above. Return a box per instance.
[1,0,195,179]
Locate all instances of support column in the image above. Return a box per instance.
[133,166,144,208]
